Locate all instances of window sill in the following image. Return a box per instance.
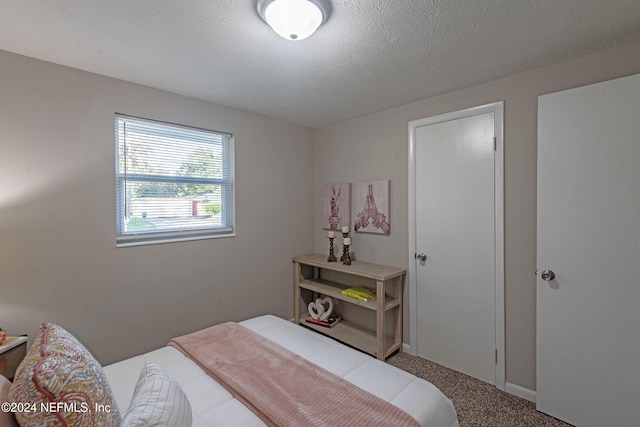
[116,228,235,247]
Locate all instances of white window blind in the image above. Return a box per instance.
[115,115,234,246]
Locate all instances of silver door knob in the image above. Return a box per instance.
[416,253,427,261]
[541,269,555,281]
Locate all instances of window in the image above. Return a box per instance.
[115,115,234,246]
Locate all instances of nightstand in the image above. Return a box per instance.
[0,336,27,381]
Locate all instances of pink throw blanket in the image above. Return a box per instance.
[169,322,420,427]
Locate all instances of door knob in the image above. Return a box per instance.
[416,253,427,261]
[540,269,555,281]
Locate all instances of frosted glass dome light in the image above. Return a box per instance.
[257,0,330,41]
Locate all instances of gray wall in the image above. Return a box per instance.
[2,39,639,393]
[0,50,315,365]
[313,40,640,391]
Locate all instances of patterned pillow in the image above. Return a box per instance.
[8,323,121,427]
[120,362,192,427]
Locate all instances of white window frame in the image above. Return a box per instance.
[115,114,235,247]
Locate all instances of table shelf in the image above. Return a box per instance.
[293,254,405,360]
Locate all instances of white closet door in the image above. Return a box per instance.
[415,111,496,384]
[537,73,640,427]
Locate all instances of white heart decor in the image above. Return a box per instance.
[308,301,323,319]
[308,297,333,321]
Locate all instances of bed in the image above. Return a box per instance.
[4,315,459,427]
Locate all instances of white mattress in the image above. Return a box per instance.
[104,315,459,427]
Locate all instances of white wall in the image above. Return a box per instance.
[0,50,315,365]
[313,40,640,391]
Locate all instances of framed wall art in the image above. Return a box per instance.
[353,180,390,235]
[322,182,351,231]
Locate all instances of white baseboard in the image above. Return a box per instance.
[402,342,416,355]
[505,382,536,403]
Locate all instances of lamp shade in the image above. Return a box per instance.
[257,0,330,41]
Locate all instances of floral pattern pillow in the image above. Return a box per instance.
[8,323,121,427]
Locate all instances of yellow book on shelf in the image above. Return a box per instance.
[341,286,376,302]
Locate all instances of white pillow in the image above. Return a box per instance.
[120,362,192,427]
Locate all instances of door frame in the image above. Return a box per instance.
[407,101,505,390]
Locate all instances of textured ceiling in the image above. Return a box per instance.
[1,1,640,128]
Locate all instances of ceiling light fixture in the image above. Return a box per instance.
[257,0,330,41]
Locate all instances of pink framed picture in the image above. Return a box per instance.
[353,180,390,235]
[322,183,351,231]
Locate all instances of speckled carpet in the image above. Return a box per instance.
[387,353,573,427]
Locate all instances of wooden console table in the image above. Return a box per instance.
[293,254,405,360]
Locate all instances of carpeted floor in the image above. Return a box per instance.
[387,353,573,427]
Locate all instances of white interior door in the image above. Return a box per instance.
[537,73,640,427]
[410,104,503,385]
